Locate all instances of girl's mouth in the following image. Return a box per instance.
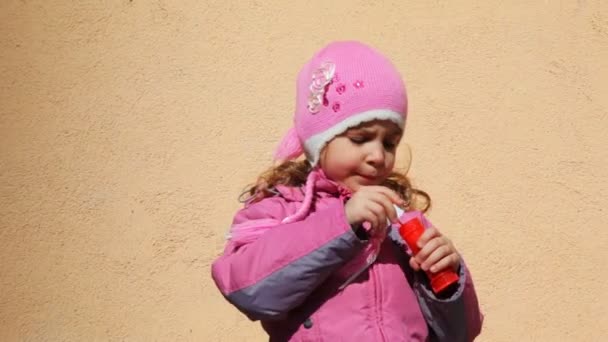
[358,174,379,182]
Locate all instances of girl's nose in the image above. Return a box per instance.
[366,143,385,166]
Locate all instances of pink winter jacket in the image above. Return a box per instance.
[211,175,483,341]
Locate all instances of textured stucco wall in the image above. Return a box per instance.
[1,1,607,341]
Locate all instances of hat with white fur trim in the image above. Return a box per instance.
[274,41,408,166]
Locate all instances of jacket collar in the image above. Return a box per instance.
[274,167,352,202]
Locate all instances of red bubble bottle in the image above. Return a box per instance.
[398,217,459,294]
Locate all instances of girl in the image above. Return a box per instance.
[211,41,483,341]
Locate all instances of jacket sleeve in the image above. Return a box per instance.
[211,196,366,321]
[413,214,484,342]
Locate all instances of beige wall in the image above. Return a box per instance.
[1,1,607,341]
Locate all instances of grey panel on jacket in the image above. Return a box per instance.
[227,229,365,321]
[415,264,468,342]
[388,225,469,342]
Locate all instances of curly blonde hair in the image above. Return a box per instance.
[240,159,431,213]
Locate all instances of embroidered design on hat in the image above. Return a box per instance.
[335,83,346,94]
[307,61,336,114]
[353,80,365,89]
[332,102,341,112]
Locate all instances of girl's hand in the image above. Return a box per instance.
[344,186,403,237]
[409,227,461,274]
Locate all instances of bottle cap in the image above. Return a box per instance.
[398,218,425,254]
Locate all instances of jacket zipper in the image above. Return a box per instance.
[338,252,377,290]
[371,258,387,341]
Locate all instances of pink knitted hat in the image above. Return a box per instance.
[274,41,408,166]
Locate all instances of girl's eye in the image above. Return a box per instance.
[349,136,367,144]
[383,141,397,150]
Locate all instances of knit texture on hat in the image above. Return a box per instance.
[274,40,408,165]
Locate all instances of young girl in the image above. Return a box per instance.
[211,41,483,341]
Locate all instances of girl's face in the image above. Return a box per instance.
[319,120,403,192]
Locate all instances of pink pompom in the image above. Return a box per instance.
[273,127,304,162]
